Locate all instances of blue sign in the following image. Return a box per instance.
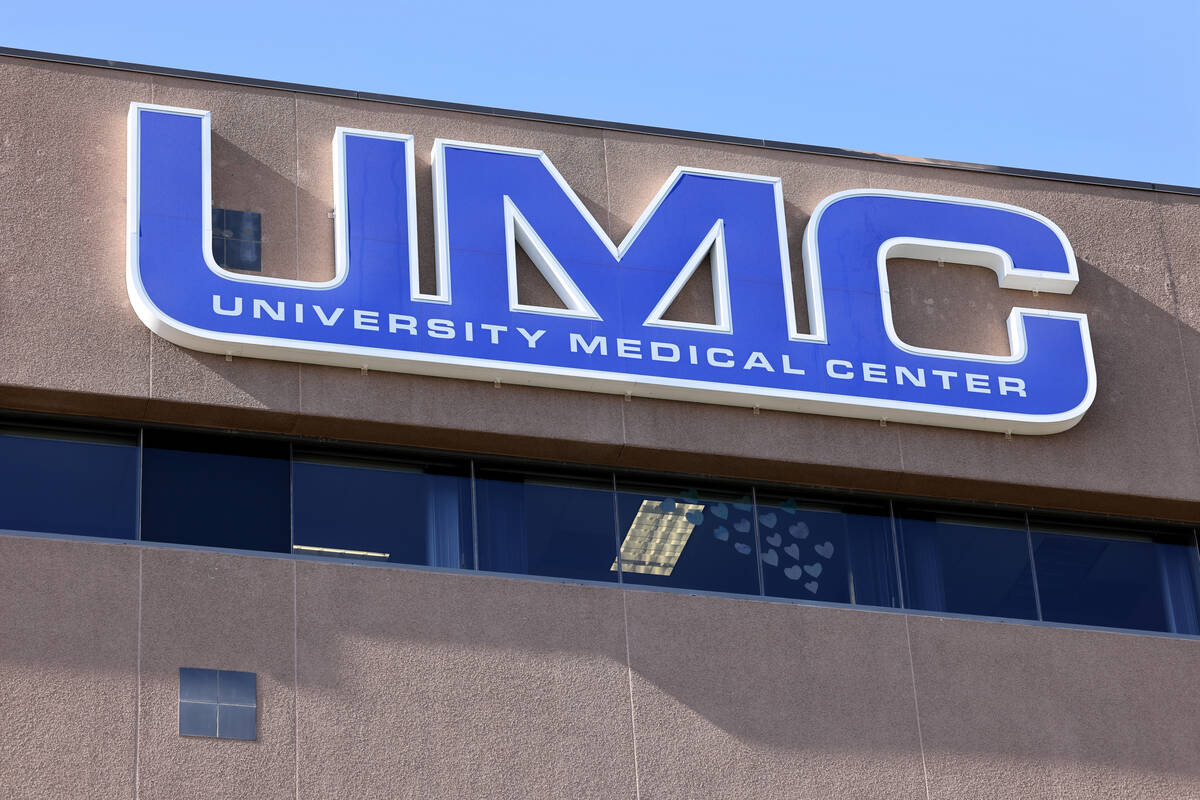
[127,103,1096,434]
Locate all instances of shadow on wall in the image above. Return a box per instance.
[210,132,305,283]
[287,554,1200,782]
[4,490,1200,786]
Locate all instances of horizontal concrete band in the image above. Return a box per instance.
[4,533,1200,800]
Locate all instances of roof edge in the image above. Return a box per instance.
[4,45,1198,198]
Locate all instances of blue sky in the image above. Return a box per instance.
[5,0,1198,185]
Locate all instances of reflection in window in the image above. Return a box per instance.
[755,495,899,608]
[0,428,138,539]
[141,432,290,553]
[896,510,1038,620]
[1031,525,1200,634]
[475,470,617,581]
[615,498,705,576]
[292,454,472,568]
[615,485,760,595]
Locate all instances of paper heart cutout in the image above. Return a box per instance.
[804,581,819,594]
[713,525,730,541]
[685,510,704,526]
[712,504,729,520]
[680,489,700,501]
[789,522,810,539]
[815,541,834,559]
[804,562,822,578]
[762,549,779,567]
[784,565,803,580]
[765,533,782,547]
[759,512,778,529]
[659,498,677,513]
[780,498,798,514]
[734,542,752,555]
[733,496,753,512]
[734,519,752,534]
[784,543,800,560]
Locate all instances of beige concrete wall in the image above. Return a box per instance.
[5,54,1200,800]
[4,533,1200,799]
[3,54,1200,524]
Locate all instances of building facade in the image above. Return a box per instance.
[3,48,1200,799]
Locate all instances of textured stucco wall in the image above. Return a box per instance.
[6,52,1200,800]
[3,533,1200,800]
[3,55,1200,519]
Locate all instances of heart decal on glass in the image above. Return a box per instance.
[712,504,729,520]
[659,498,677,513]
[734,497,753,512]
[765,533,782,547]
[733,542,752,555]
[789,522,809,539]
[759,512,778,529]
[804,562,822,578]
[685,510,704,526]
[762,549,779,567]
[714,525,730,541]
[815,541,834,559]
[784,565,803,580]
[734,519,751,534]
[804,581,819,594]
[784,543,800,560]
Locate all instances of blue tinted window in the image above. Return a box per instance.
[212,208,262,272]
[179,700,218,737]
[179,667,218,702]
[142,432,290,553]
[896,510,1037,620]
[0,429,138,539]
[292,455,472,568]
[1031,526,1200,634]
[756,494,899,608]
[217,669,257,706]
[476,471,617,581]
[218,704,257,740]
[614,484,760,595]
[179,667,257,740]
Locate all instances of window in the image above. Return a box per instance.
[0,427,137,539]
[292,453,472,568]
[4,416,1199,638]
[475,468,617,581]
[179,667,257,740]
[614,482,760,595]
[141,432,290,553]
[755,493,898,608]
[211,208,262,272]
[895,508,1038,621]
[1030,523,1200,634]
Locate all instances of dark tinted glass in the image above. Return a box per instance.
[292,454,472,568]
[614,483,760,595]
[212,208,262,272]
[896,509,1037,620]
[179,701,218,737]
[755,494,899,607]
[0,428,138,539]
[141,432,289,553]
[475,470,616,581]
[1031,525,1200,633]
